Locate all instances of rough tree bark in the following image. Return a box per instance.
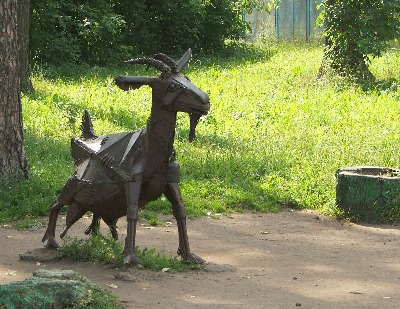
[18,0,34,93]
[0,0,29,179]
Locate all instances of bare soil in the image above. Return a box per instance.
[1,210,400,308]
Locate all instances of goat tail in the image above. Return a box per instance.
[80,109,97,140]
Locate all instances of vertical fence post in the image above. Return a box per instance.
[306,0,311,40]
[291,0,295,38]
[275,6,280,40]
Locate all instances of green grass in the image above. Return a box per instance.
[60,234,201,272]
[1,41,400,223]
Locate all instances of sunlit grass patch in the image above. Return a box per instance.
[1,41,400,223]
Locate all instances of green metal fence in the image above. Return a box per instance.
[245,0,323,40]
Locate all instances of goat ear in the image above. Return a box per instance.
[114,76,153,91]
[177,48,192,73]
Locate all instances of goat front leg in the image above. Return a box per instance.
[123,178,142,265]
[164,183,205,264]
[42,200,64,248]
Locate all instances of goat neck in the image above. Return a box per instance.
[144,98,177,176]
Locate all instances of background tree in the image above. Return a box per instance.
[319,0,400,80]
[0,0,29,180]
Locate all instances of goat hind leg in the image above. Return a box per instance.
[84,213,101,236]
[108,219,119,240]
[164,183,205,264]
[42,201,64,248]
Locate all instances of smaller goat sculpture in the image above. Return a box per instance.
[42,49,210,264]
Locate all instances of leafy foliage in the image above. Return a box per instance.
[115,0,204,55]
[30,0,126,65]
[320,0,400,78]
[30,0,255,65]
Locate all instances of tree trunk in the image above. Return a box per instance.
[18,0,34,93]
[0,0,29,180]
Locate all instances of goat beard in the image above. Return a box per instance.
[189,113,201,142]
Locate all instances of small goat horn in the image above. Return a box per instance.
[177,48,192,73]
[125,58,171,75]
[152,53,178,74]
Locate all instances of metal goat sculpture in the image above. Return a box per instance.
[42,49,210,264]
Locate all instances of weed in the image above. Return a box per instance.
[14,217,46,230]
[60,234,200,272]
[61,235,124,265]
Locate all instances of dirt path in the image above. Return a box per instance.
[1,210,400,308]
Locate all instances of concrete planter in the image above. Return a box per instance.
[336,166,400,222]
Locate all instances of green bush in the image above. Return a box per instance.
[200,0,250,51]
[115,0,205,56]
[31,0,127,65]
[30,0,252,65]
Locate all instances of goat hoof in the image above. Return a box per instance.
[123,253,141,265]
[43,236,60,249]
[184,252,206,264]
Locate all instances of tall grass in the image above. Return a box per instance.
[1,42,399,222]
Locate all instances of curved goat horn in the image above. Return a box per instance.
[125,58,171,75]
[152,53,178,74]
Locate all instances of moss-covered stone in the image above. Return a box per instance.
[0,269,123,309]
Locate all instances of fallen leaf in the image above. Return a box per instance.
[108,284,118,289]
[162,268,170,272]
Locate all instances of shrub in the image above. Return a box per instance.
[31,0,126,65]
[320,0,400,79]
[30,0,252,65]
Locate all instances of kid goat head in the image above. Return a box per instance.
[42,49,210,264]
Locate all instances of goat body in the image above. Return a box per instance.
[42,49,210,264]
